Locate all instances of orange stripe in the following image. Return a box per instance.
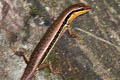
[67,10,89,25]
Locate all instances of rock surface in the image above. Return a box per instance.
[0,0,120,80]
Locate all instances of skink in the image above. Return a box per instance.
[20,3,91,80]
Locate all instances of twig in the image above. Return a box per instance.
[75,28,120,51]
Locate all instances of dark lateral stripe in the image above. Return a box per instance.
[63,8,85,25]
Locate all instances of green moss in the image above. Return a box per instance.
[42,50,58,74]
[51,50,57,54]
[45,50,57,64]
[44,68,51,74]
[72,71,77,75]
[30,8,39,16]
